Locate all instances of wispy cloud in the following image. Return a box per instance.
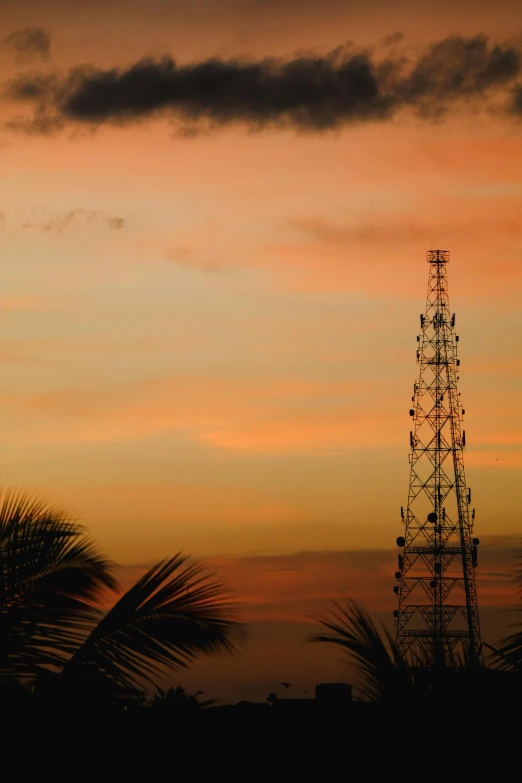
[22,209,125,232]
[167,246,225,273]
[0,373,399,451]
[114,537,520,624]
[286,209,522,248]
[3,28,51,63]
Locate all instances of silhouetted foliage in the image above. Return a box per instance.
[0,488,244,700]
[308,596,522,714]
[61,555,244,691]
[491,553,522,672]
[149,685,217,711]
[0,488,115,679]
[308,598,429,702]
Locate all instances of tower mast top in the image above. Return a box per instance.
[427,249,450,263]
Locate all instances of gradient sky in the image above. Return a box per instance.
[1,0,522,702]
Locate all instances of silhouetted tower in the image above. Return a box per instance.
[394,250,481,667]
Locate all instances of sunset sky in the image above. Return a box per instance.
[1,0,522,701]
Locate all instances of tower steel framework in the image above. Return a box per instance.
[394,250,481,666]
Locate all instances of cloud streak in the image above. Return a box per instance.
[5,34,521,134]
[114,536,520,624]
[22,209,125,232]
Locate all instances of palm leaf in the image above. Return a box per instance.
[0,488,115,677]
[307,598,425,702]
[491,550,522,672]
[61,554,245,690]
[489,633,522,672]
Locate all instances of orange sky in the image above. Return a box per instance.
[1,0,522,701]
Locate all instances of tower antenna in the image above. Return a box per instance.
[394,249,481,666]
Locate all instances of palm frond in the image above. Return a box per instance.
[490,625,522,672]
[0,488,115,677]
[308,598,425,702]
[61,554,245,690]
[490,549,522,672]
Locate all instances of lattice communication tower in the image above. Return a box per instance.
[394,250,481,666]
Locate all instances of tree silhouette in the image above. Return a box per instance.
[307,598,429,703]
[149,685,217,711]
[0,488,115,680]
[308,597,518,713]
[491,553,522,672]
[0,488,244,700]
[61,555,244,691]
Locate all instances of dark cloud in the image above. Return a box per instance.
[3,28,51,62]
[402,35,520,118]
[5,34,522,134]
[61,48,392,130]
[508,83,522,114]
[5,72,64,134]
[22,209,125,232]
[381,32,404,47]
[5,106,66,136]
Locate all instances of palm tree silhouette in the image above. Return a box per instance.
[307,598,429,703]
[308,597,507,711]
[0,488,244,701]
[0,488,115,680]
[491,553,522,672]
